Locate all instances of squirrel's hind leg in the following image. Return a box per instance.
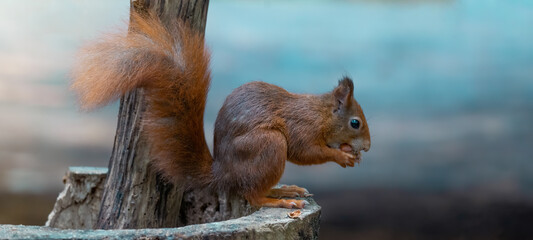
[228,128,306,209]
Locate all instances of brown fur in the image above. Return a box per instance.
[71,13,212,185]
[72,13,371,209]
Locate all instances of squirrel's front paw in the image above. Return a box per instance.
[335,152,356,168]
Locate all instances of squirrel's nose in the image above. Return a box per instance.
[362,139,371,152]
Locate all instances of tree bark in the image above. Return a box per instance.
[96,0,209,229]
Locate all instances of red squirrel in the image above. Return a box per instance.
[72,13,371,209]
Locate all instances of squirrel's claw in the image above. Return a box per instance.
[336,151,356,168]
[289,200,309,209]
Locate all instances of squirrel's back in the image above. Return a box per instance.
[214,81,331,149]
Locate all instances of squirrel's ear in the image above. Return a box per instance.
[333,77,354,108]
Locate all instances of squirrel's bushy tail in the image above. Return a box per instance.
[71,13,213,186]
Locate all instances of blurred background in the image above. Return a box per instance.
[1,0,532,239]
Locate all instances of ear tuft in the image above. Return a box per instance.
[333,76,354,106]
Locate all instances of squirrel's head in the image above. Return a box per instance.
[325,77,371,162]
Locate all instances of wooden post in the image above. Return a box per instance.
[96,0,209,229]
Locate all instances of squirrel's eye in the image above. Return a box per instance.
[350,118,360,129]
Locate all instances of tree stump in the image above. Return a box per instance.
[97,0,210,229]
[31,167,321,239]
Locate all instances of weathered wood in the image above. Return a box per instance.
[46,167,107,229]
[179,188,256,226]
[38,167,320,239]
[2,200,321,239]
[96,0,210,229]
[49,167,256,229]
